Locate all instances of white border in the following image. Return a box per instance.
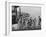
[6,2,46,35]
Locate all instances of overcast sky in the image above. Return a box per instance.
[20,6,41,18]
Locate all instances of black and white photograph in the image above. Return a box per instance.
[12,6,41,31]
